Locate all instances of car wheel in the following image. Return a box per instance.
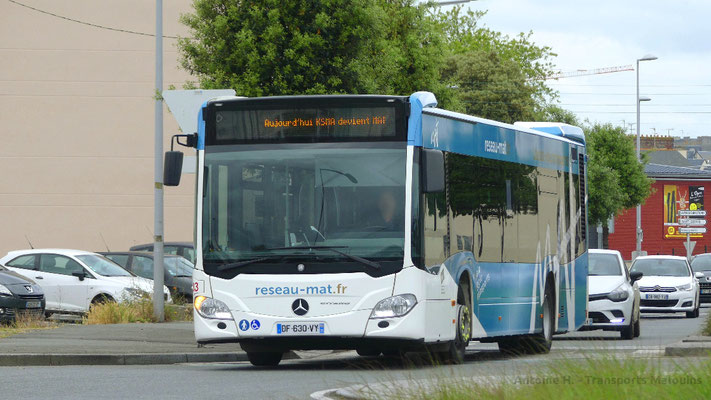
[686,305,700,318]
[633,316,641,338]
[620,320,635,340]
[246,351,283,367]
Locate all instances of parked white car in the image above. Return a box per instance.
[583,249,643,339]
[630,255,702,318]
[0,249,171,315]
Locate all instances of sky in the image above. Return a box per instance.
[460,0,711,137]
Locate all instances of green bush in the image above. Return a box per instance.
[85,298,192,324]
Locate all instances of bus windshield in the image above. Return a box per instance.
[202,144,407,269]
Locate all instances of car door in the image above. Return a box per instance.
[39,254,90,313]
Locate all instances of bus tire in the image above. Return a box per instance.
[246,351,283,367]
[528,281,554,354]
[438,284,472,364]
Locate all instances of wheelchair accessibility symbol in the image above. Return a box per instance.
[250,319,261,330]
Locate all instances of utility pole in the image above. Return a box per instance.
[153,0,165,321]
[666,128,674,136]
[634,54,656,259]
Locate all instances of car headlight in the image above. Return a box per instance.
[370,294,417,319]
[0,284,12,296]
[194,296,232,320]
[607,284,629,302]
[676,283,692,291]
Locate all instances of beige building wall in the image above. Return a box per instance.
[0,0,197,256]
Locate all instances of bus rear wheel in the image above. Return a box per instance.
[246,351,283,367]
[528,282,554,354]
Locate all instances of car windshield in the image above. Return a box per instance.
[690,255,711,273]
[202,145,407,267]
[76,255,133,277]
[588,253,622,276]
[164,257,194,277]
[630,258,690,277]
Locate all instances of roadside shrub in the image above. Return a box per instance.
[85,298,192,324]
[0,312,56,338]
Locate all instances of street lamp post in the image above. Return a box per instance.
[634,54,657,259]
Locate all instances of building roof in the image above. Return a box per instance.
[646,150,697,167]
[645,163,711,179]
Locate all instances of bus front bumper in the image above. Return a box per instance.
[195,303,430,350]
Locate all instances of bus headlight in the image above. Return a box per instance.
[194,296,233,320]
[370,294,417,319]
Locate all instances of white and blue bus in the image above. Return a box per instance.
[164,91,588,366]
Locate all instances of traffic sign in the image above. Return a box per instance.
[679,210,706,217]
[679,227,706,234]
[679,218,707,226]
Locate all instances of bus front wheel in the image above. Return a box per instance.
[246,351,283,367]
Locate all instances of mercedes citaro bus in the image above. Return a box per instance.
[164,92,589,366]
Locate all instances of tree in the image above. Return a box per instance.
[178,0,444,97]
[440,51,538,123]
[585,122,652,225]
[535,104,579,126]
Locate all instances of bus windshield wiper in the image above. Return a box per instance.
[216,256,279,272]
[267,246,381,270]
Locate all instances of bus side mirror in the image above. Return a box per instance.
[164,151,184,187]
[422,149,445,193]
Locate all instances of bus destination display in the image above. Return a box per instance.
[214,106,398,142]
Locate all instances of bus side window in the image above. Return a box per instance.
[423,192,448,268]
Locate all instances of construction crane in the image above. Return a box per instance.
[537,64,635,80]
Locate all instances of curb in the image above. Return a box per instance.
[664,344,711,357]
[0,351,300,366]
[664,336,711,357]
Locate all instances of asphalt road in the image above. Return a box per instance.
[2,305,709,400]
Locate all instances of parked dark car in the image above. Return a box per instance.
[0,264,45,323]
[129,242,195,263]
[690,253,711,303]
[99,252,194,301]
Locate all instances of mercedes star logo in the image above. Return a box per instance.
[24,285,33,293]
[292,299,309,316]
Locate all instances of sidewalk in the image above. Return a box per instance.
[0,322,251,366]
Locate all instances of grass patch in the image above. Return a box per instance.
[0,312,57,338]
[85,298,192,325]
[381,357,711,400]
[704,310,711,336]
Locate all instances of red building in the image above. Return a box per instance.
[608,164,711,260]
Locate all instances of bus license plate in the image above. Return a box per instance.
[646,293,668,300]
[276,322,325,335]
[25,301,42,309]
